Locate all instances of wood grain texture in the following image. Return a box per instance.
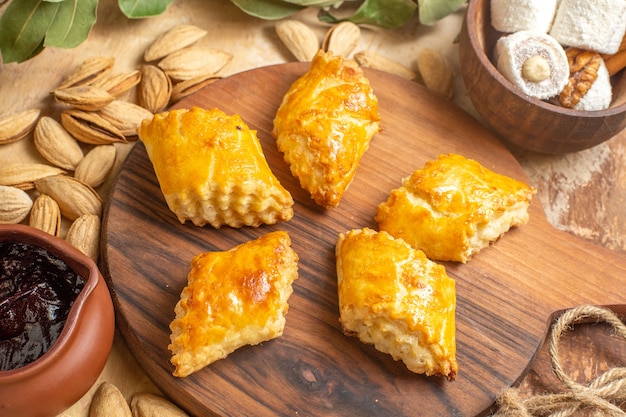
[101,63,626,417]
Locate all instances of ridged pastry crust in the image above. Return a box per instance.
[272,50,381,208]
[336,228,457,380]
[169,230,299,377]
[138,106,294,228]
[376,153,535,263]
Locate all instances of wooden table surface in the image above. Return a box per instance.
[1,1,624,416]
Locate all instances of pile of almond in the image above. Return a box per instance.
[276,19,457,99]
[0,25,233,261]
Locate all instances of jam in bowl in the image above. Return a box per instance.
[0,224,115,417]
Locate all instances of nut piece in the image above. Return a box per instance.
[29,194,61,236]
[157,47,233,81]
[34,174,103,221]
[322,22,361,57]
[65,214,101,261]
[276,20,320,62]
[61,109,127,145]
[74,145,116,188]
[354,50,419,81]
[0,185,33,224]
[34,116,84,170]
[144,24,208,62]
[53,85,116,111]
[559,48,601,109]
[88,382,132,417]
[138,65,172,113]
[56,56,115,90]
[131,393,190,417]
[522,55,551,82]
[416,48,455,99]
[0,109,41,145]
[0,163,66,190]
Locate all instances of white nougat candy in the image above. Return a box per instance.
[495,30,569,100]
[549,0,626,55]
[491,0,559,33]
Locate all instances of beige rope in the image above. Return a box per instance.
[492,305,626,417]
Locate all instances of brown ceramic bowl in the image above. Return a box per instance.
[0,224,115,417]
[459,0,626,154]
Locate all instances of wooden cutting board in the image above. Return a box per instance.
[101,62,626,417]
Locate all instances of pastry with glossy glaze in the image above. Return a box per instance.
[376,153,535,263]
[272,50,381,208]
[168,230,299,377]
[138,106,294,228]
[336,228,457,380]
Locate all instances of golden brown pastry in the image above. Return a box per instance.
[272,50,381,208]
[376,153,535,263]
[138,106,294,228]
[336,228,457,380]
[168,230,299,377]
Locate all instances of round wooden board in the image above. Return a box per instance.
[101,62,626,417]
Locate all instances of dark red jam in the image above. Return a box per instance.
[0,241,85,371]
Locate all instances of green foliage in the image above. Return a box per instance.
[118,0,174,19]
[0,0,172,64]
[0,0,465,64]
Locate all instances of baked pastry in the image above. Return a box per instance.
[138,106,294,228]
[168,230,299,377]
[375,153,535,263]
[494,30,569,100]
[336,228,457,380]
[272,50,381,208]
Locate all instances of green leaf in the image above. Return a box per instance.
[0,0,97,63]
[319,0,417,29]
[228,0,304,20]
[0,0,60,63]
[118,0,174,19]
[45,0,98,49]
[281,0,348,6]
[417,0,466,25]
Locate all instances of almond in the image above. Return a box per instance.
[53,85,116,111]
[56,56,115,90]
[131,393,189,417]
[276,20,320,62]
[157,47,233,81]
[98,100,153,138]
[417,48,455,99]
[29,194,61,236]
[0,109,41,145]
[74,145,116,188]
[322,22,361,57]
[65,214,101,261]
[0,163,66,190]
[144,24,208,62]
[61,109,127,145]
[88,382,132,417]
[0,185,33,224]
[138,65,172,113]
[34,174,102,221]
[34,116,84,170]
[354,50,419,81]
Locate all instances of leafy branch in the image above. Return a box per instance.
[0,0,465,64]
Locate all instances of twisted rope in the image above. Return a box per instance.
[492,305,626,417]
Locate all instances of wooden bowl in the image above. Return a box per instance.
[0,224,115,417]
[459,0,626,154]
